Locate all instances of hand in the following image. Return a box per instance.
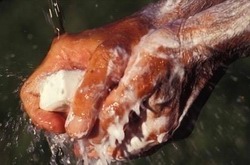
[20,0,250,160]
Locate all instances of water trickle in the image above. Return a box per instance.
[45,133,76,164]
[42,132,115,165]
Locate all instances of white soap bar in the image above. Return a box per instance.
[39,70,85,111]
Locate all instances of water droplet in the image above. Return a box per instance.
[230,75,238,82]
[236,95,245,103]
[32,45,38,49]
[27,34,33,40]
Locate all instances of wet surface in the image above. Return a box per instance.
[0,0,249,164]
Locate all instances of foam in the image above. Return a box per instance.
[126,136,154,154]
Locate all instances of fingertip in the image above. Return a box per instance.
[30,110,66,133]
[73,140,99,159]
[65,113,93,138]
[21,86,66,133]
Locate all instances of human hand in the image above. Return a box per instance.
[20,0,250,160]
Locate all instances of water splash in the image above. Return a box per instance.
[45,133,75,164]
[44,133,112,165]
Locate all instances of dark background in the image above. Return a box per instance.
[0,0,249,164]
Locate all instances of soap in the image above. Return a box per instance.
[39,70,85,111]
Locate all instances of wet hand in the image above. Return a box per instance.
[20,0,250,160]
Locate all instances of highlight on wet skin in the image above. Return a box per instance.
[20,0,250,163]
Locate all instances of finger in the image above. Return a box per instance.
[73,139,125,161]
[21,89,66,133]
[123,110,166,156]
[124,0,250,157]
[93,28,180,144]
[129,0,250,145]
[66,35,131,138]
[21,33,101,133]
[20,42,69,133]
[123,61,187,156]
[65,17,151,138]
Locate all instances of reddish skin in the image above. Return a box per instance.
[20,31,105,133]
[20,0,250,160]
[66,17,151,137]
[21,0,229,135]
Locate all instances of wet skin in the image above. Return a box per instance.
[20,0,250,160]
